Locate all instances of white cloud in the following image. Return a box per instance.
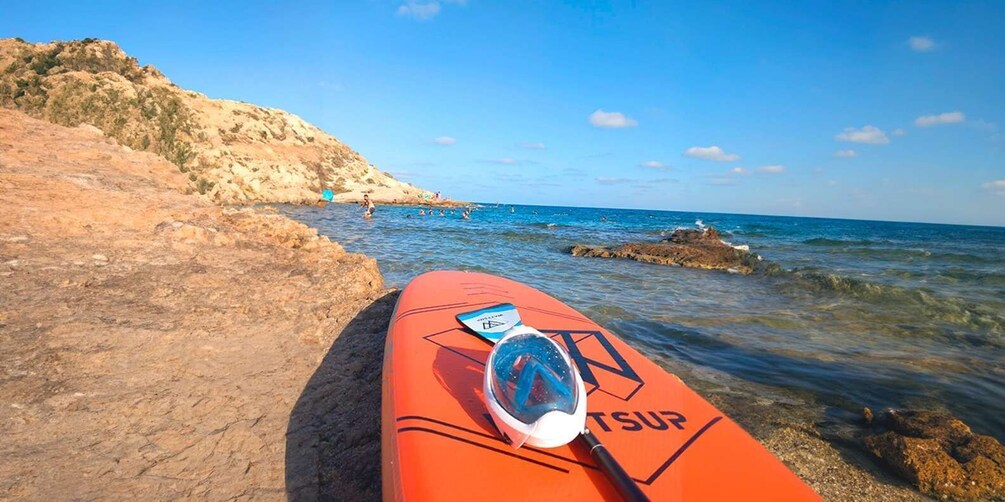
[588,109,638,128]
[982,180,1005,196]
[519,142,546,150]
[397,1,441,20]
[730,167,750,175]
[433,136,456,145]
[596,176,632,185]
[908,36,936,52]
[639,160,668,168]
[683,145,740,162]
[758,165,786,174]
[834,149,857,158]
[891,128,906,136]
[490,157,519,165]
[915,111,965,127]
[835,125,890,144]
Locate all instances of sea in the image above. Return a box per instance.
[281,203,1005,441]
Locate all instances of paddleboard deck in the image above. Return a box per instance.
[381,271,818,500]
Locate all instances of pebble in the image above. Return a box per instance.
[5,259,18,268]
[92,254,108,261]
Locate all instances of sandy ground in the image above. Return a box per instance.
[0,108,929,500]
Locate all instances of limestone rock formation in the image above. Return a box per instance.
[864,409,1005,500]
[569,227,760,274]
[0,37,431,204]
[0,107,388,498]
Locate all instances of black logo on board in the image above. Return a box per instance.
[542,329,644,402]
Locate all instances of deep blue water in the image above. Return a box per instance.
[282,203,1005,440]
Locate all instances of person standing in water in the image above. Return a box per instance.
[360,194,376,218]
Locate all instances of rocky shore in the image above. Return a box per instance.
[6,108,1002,500]
[0,108,388,498]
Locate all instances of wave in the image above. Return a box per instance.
[795,242,1002,267]
[768,268,1004,334]
[802,237,878,247]
[524,222,565,229]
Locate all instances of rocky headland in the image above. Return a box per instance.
[570,226,761,274]
[0,37,432,205]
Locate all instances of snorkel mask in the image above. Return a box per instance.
[458,304,587,449]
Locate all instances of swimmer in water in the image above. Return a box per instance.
[361,194,375,218]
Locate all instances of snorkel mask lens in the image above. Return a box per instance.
[485,329,586,448]
[490,333,579,422]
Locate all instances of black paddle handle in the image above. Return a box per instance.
[580,428,651,502]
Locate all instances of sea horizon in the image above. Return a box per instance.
[462,201,1005,229]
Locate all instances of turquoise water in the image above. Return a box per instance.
[282,203,1005,440]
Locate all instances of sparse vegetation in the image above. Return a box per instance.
[195,178,215,195]
[0,37,412,203]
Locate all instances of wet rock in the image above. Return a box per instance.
[864,409,1005,500]
[662,226,723,245]
[865,433,968,497]
[569,226,759,274]
[886,409,972,450]
[863,407,874,426]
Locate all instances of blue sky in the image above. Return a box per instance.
[4,1,1004,225]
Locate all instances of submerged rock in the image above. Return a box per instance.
[864,409,1005,500]
[569,227,760,274]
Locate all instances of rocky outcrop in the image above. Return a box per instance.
[864,409,1005,500]
[569,227,760,274]
[0,108,388,498]
[0,37,433,204]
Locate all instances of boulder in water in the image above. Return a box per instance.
[569,226,759,274]
[864,409,1005,500]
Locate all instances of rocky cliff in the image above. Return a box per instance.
[0,37,428,204]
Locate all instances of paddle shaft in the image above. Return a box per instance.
[580,428,650,502]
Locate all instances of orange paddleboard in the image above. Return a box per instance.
[381,271,818,501]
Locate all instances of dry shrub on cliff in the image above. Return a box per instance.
[0,37,426,204]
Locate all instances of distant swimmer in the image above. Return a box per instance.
[360,194,376,218]
[439,210,445,216]
[510,206,515,213]
[419,209,425,216]
[601,216,607,222]
[461,209,471,220]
